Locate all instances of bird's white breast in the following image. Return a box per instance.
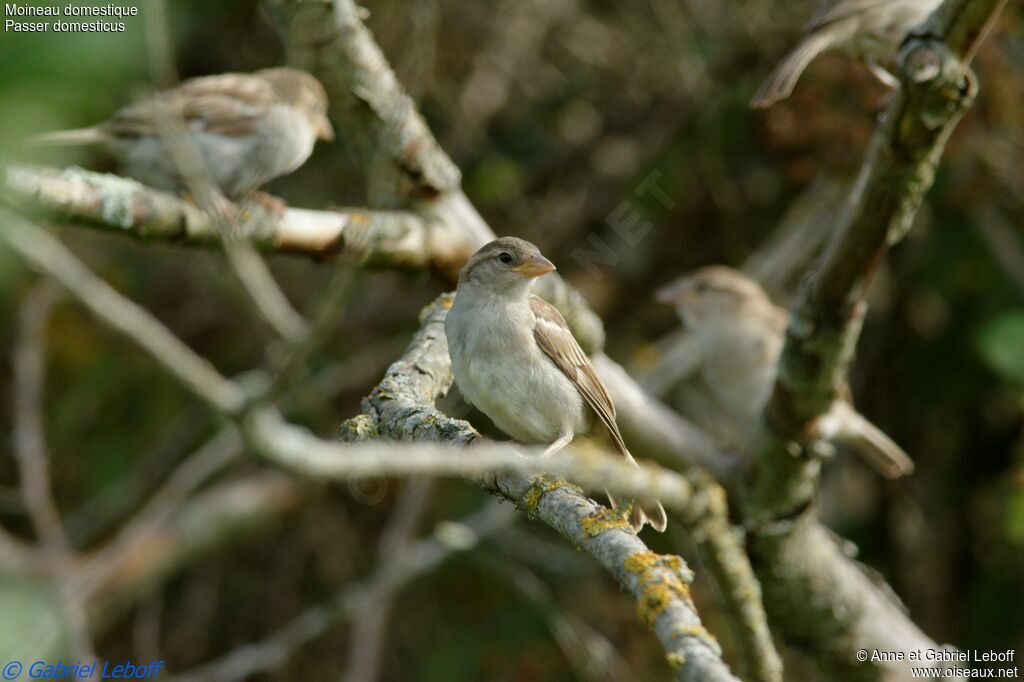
[445,295,585,444]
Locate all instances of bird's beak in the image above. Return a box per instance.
[317,116,335,141]
[512,254,556,278]
[655,280,689,306]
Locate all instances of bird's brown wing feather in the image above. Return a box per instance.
[530,295,667,532]
[529,295,633,462]
[104,74,276,138]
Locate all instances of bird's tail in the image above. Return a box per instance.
[27,127,107,147]
[606,444,668,533]
[606,487,668,534]
[750,30,839,108]
[826,401,915,479]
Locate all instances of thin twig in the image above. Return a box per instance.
[1,212,247,416]
[744,0,1005,677]
[13,278,68,553]
[341,479,435,682]
[168,502,515,682]
[143,0,309,344]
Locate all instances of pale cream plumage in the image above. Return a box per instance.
[446,237,667,532]
[751,0,943,108]
[657,266,914,479]
[31,68,334,198]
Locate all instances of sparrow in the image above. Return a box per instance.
[446,237,668,532]
[750,0,943,108]
[656,266,914,479]
[30,68,334,199]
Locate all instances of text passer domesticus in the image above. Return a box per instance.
[750,0,942,108]
[656,266,914,479]
[446,238,668,532]
[32,68,334,199]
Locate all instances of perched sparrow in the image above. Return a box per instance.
[31,68,334,198]
[446,237,667,532]
[656,266,914,479]
[750,0,943,108]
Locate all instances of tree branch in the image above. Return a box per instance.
[0,215,740,679]
[1,165,475,273]
[2,210,249,416]
[336,294,740,682]
[0,215,711,520]
[265,0,609,352]
[744,0,1007,678]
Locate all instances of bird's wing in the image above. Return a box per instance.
[529,295,631,462]
[531,295,668,533]
[105,74,275,138]
[806,0,891,31]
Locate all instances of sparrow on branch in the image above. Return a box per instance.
[31,68,334,199]
[657,266,914,479]
[446,237,667,532]
[751,0,943,108]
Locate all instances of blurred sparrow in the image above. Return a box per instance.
[32,68,334,199]
[446,237,668,532]
[656,266,914,479]
[750,0,942,108]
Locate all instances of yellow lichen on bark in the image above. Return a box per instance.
[674,623,720,651]
[665,652,686,670]
[637,576,693,627]
[521,474,570,518]
[580,506,632,537]
[624,550,684,574]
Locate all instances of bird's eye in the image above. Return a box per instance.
[696,281,710,293]
[497,252,513,265]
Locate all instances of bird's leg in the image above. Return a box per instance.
[540,430,574,458]
[866,58,899,89]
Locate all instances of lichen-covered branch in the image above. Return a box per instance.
[0,214,713,532]
[338,294,739,682]
[682,469,782,682]
[2,165,475,274]
[267,0,466,207]
[598,354,781,682]
[751,0,998,520]
[265,0,609,352]
[1,216,737,679]
[743,0,1007,678]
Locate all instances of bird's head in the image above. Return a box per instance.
[261,67,334,141]
[655,266,769,327]
[457,237,556,298]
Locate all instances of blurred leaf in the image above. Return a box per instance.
[976,310,1024,384]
